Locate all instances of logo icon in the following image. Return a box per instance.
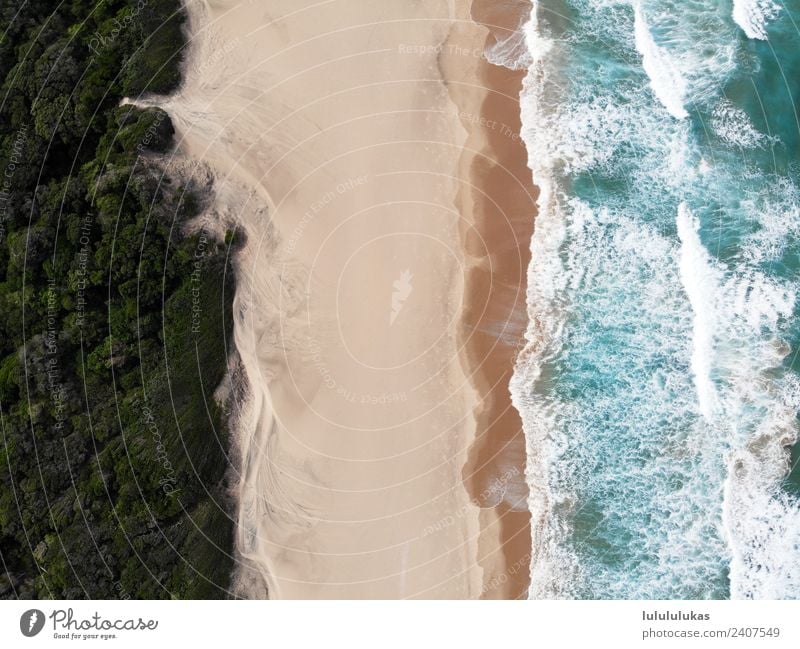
[390,269,413,326]
[20,609,45,637]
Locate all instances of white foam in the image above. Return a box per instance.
[676,209,800,593]
[712,99,774,149]
[523,194,730,598]
[724,436,800,598]
[633,4,688,119]
[517,1,712,599]
[516,0,800,600]
[705,246,800,599]
[516,7,576,598]
[741,181,800,264]
[485,24,533,71]
[732,0,781,40]
[676,203,721,421]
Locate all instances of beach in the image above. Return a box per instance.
[163,0,534,598]
[454,0,536,599]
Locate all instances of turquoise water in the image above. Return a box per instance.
[514,0,800,598]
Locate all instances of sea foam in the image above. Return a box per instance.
[633,4,688,119]
[677,203,720,422]
[515,0,800,599]
[485,22,533,70]
[732,0,781,40]
[711,100,774,149]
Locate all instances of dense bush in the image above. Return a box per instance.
[0,0,236,598]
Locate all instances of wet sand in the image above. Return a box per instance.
[448,0,536,599]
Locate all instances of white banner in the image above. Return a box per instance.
[0,600,797,648]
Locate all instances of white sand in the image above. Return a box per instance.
[158,0,502,598]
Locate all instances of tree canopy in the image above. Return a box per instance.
[0,0,236,599]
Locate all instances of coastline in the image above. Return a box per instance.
[466,0,536,599]
[446,0,537,599]
[165,0,535,598]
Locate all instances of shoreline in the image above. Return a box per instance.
[165,0,535,598]
[446,0,537,599]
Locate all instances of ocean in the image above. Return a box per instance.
[512,0,800,598]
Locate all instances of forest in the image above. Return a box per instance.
[0,0,236,598]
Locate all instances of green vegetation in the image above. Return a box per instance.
[0,0,236,598]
